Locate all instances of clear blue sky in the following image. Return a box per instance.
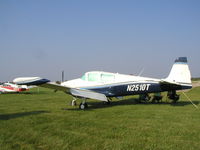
[0,0,200,81]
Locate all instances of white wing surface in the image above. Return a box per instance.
[13,77,108,102]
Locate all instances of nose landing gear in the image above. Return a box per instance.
[70,97,88,110]
[79,102,88,110]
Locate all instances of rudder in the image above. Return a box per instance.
[165,57,191,84]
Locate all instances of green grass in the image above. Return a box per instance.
[192,78,200,81]
[0,87,200,150]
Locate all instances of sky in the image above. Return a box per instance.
[0,0,200,82]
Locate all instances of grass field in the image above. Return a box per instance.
[0,87,200,150]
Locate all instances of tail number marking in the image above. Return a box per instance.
[127,84,151,92]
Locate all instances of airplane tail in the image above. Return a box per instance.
[165,57,192,84]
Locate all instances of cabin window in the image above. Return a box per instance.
[101,74,115,82]
[88,73,99,82]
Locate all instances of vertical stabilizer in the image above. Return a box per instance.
[165,57,191,84]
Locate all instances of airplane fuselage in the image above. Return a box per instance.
[61,71,192,97]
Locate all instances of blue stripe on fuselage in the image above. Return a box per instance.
[81,82,162,97]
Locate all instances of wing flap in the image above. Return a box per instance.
[41,83,108,101]
[70,88,108,102]
[40,83,108,101]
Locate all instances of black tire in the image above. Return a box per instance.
[103,101,111,105]
[145,95,151,101]
[79,102,88,110]
[85,103,88,108]
[152,96,162,103]
[174,95,180,101]
[172,95,180,103]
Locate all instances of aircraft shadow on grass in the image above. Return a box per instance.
[66,98,200,111]
[0,111,49,120]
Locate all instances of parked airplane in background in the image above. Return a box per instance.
[13,57,192,109]
[0,82,29,94]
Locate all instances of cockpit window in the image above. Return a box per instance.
[101,74,115,82]
[81,74,86,81]
[88,73,99,82]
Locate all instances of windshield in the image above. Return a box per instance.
[81,74,86,81]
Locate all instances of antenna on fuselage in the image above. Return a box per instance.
[138,68,144,76]
[62,70,64,82]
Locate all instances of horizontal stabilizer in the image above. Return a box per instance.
[160,79,192,90]
[160,80,181,86]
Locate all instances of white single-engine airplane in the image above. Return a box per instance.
[13,57,192,109]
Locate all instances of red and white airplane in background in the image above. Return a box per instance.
[0,82,29,94]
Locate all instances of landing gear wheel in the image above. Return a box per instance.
[103,100,111,105]
[139,94,151,103]
[167,91,180,103]
[152,95,163,103]
[79,102,88,110]
[85,103,88,108]
[172,95,179,103]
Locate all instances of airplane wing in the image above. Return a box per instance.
[13,77,108,102]
[40,82,108,102]
[40,82,71,93]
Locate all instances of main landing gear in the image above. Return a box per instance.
[138,93,163,103]
[152,93,163,103]
[167,90,180,103]
[138,94,151,103]
[138,91,180,104]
